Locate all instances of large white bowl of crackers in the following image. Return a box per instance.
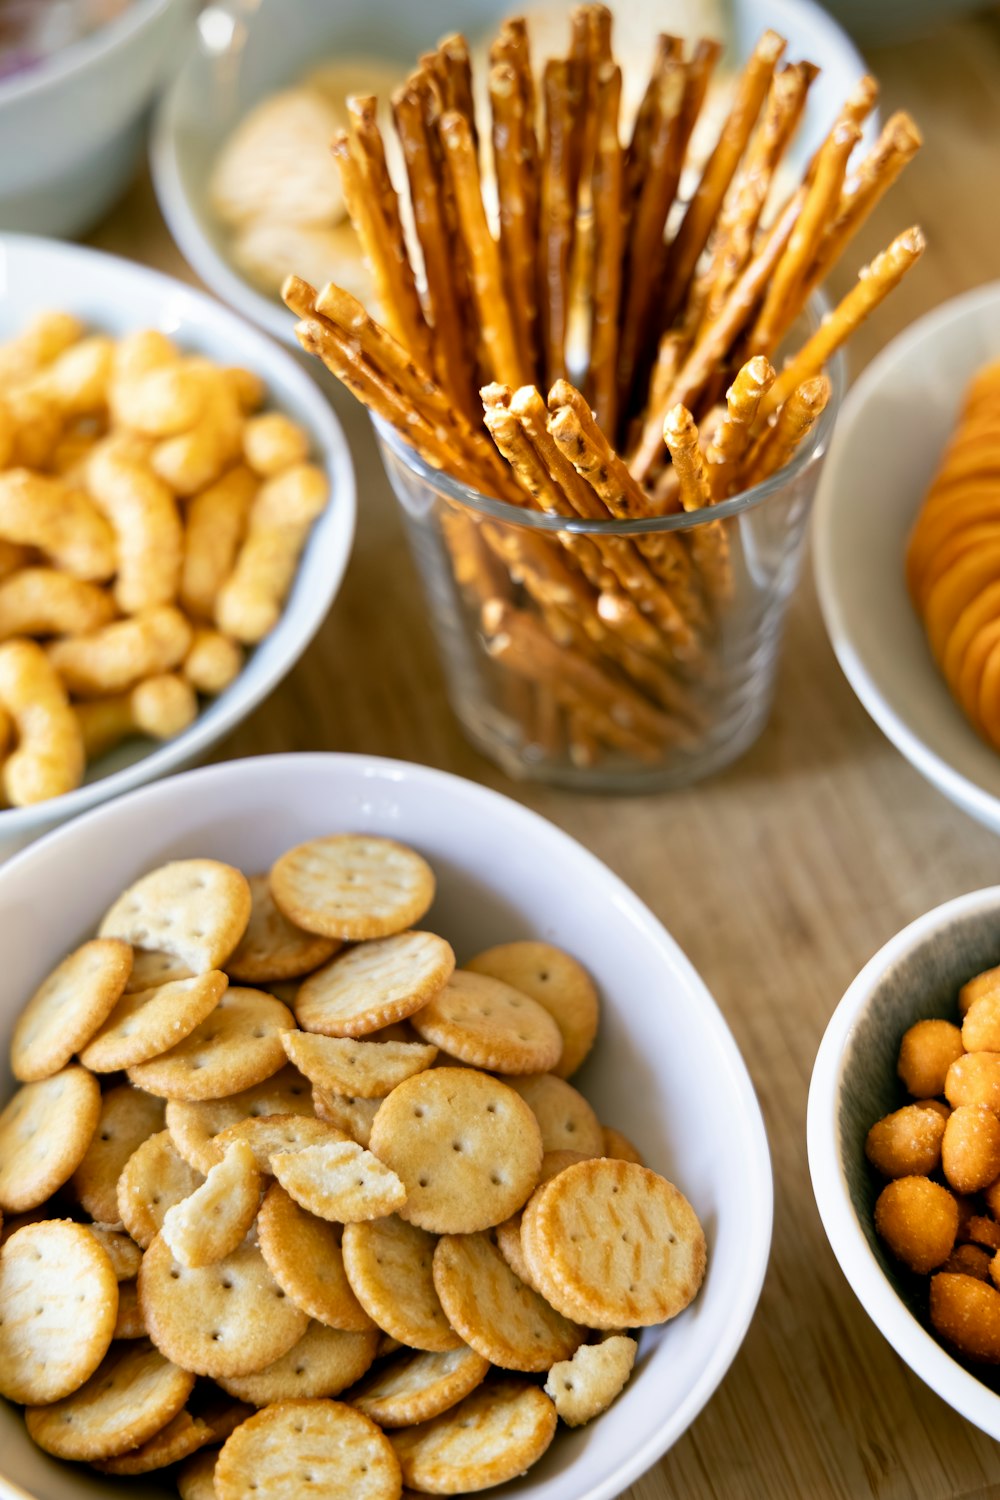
[0,235,355,858]
[0,752,771,1500]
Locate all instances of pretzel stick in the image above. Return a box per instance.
[566,707,599,766]
[748,119,860,356]
[585,62,623,434]
[490,18,538,183]
[545,598,704,727]
[530,683,566,759]
[490,62,540,380]
[659,30,786,326]
[704,356,776,499]
[435,34,478,149]
[741,374,830,486]
[757,226,926,420]
[808,74,878,176]
[566,4,614,337]
[624,34,682,223]
[538,60,576,389]
[438,110,528,389]
[629,186,805,480]
[440,505,511,607]
[393,77,478,417]
[804,111,923,297]
[663,405,731,603]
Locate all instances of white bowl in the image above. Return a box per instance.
[0,235,356,858]
[814,282,1000,835]
[152,0,870,346]
[808,886,1000,1441]
[0,752,772,1500]
[0,0,192,237]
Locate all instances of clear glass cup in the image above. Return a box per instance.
[373,310,844,793]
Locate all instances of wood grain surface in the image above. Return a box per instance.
[88,13,1000,1497]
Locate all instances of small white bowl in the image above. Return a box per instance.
[0,0,192,237]
[152,0,870,346]
[808,887,1000,1441]
[0,752,772,1500]
[814,282,1000,835]
[0,235,356,858]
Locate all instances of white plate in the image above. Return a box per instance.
[814,281,1000,834]
[0,752,773,1500]
[0,235,356,857]
[151,0,870,346]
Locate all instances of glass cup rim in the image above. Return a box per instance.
[371,291,844,536]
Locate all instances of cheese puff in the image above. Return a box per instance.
[111,359,214,437]
[0,399,13,467]
[215,463,328,644]
[963,992,1000,1052]
[865,1103,946,1179]
[898,1018,965,1098]
[151,369,242,496]
[0,568,115,640]
[0,470,115,581]
[86,440,183,613]
[112,329,179,383]
[76,673,198,760]
[48,605,192,697]
[182,628,244,696]
[50,428,100,480]
[960,966,1000,1017]
[242,412,310,477]
[942,1104,1000,1193]
[5,389,62,469]
[946,1052,1000,1112]
[226,366,265,413]
[0,311,83,388]
[930,1273,1000,1361]
[0,638,84,805]
[874,1177,958,1273]
[24,335,113,417]
[180,465,257,620]
[943,1244,992,1281]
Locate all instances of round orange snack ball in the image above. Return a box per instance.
[864,1104,946,1179]
[941,1103,1000,1194]
[930,1272,1000,1362]
[897,1019,964,1099]
[874,1177,958,1274]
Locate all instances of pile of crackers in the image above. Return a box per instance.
[0,833,705,1497]
[285,7,924,770]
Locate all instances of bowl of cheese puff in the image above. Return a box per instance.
[809,887,1000,1440]
[0,234,356,857]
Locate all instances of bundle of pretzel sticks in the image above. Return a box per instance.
[283,8,925,772]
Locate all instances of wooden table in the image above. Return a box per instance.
[89,13,1000,1497]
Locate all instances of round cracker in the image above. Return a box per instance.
[25,1339,195,1461]
[503,1073,603,1155]
[216,1319,378,1405]
[161,1139,261,1268]
[0,1066,101,1213]
[126,948,195,992]
[410,971,562,1074]
[88,1225,143,1282]
[71,1084,166,1223]
[520,1158,707,1328]
[113,1279,146,1339]
[350,1345,490,1428]
[602,1125,645,1165]
[92,1407,217,1475]
[11,938,132,1082]
[494,1150,588,1289]
[433,1232,582,1372]
[166,1065,314,1174]
[282,1030,438,1098]
[313,1088,384,1146]
[178,1446,222,1500]
[0,1220,118,1403]
[227,873,340,983]
[465,941,599,1078]
[368,1068,543,1234]
[117,1129,204,1249]
[341,1217,461,1353]
[215,1398,402,1500]
[388,1380,557,1494]
[127,987,295,1101]
[139,1232,308,1379]
[295,932,455,1038]
[271,834,436,940]
[80,972,229,1072]
[100,859,252,973]
[258,1182,374,1331]
[216,1113,350,1175]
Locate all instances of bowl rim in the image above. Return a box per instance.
[0,0,181,108]
[0,233,357,839]
[0,749,774,1500]
[806,883,1000,1441]
[813,278,1000,837]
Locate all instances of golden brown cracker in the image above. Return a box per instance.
[350,1344,490,1428]
[282,1030,438,1098]
[466,941,599,1078]
[214,1397,402,1500]
[88,1225,143,1282]
[161,1139,261,1266]
[601,1125,645,1165]
[273,1139,406,1222]
[215,1112,349,1174]
[341,1216,462,1353]
[368,1068,543,1234]
[80,971,229,1072]
[0,1065,101,1212]
[166,1065,314,1173]
[389,1380,557,1493]
[257,1182,374,1331]
[127,987,294,1100]
[117,1129,204,1248]
[0,1220,118,1403]
[411,971,563,1074]
[544,1334,637,1426]
[227,872,340,983]
[178,1445,221,1500]
[11,938,132,1082]
[271,833,436,939]
[493,1151,588,1289]
[100,859,252,972]
[126,947,195,993]
[113,1279,146,1339]
[504,1074,604,1156]
[92,1407,220,1475]
[313,1088,384,1146]
[216,1320,378,1405]
[295,931,455,1037]
[71,1084,165,1223]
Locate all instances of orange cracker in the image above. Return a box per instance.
[214,1398,402,1500]
[504,1073,604,1155]
[465,940,599,1078]
[410,971,563,1074]
[0,1066,100,1213]
[295,931,455,1037]
[227,872,340,984]
[341,1216,462,1353]
[117,1129,204,1249]
[270,834,435,940]
[99,858,252,973]
[10,938,132,1082]
[272,1139,406,1222]
[257,1182,374,1331]
[350,1344,490,1428]
[127,987,294,1101]
[70,1084,165,1223]
[281,1031,438,1098]
[215,1320,378,1405]
[79,971,228,1072]
[389,1380,557,1493]
[166,1065,314,1174]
